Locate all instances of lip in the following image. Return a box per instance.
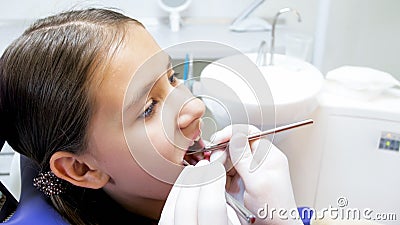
[182,140,205,166]
[188,130,201,147]
[192,129,201,141]
[182,130,203,165]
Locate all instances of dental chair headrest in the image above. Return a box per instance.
[1,153,68,224]
[0,138,4,152]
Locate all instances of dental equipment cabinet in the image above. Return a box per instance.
[275,80,400,224]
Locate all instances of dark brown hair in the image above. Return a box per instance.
[0,8,144,225]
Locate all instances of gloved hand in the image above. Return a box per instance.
[159,160,241,225]
[210,125,303,225]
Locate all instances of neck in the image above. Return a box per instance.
[105,188,167,221]
[129,197,165,220]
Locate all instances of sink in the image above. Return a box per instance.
[196,53,324,127]
[253,53,324,124]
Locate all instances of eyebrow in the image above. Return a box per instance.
[124,55,172,114]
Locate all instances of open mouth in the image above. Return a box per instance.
[183,136,208,165]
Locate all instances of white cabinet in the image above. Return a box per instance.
[0,143,16,186]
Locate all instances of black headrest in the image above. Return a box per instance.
[1,154,68,224]
[0,137,4,152]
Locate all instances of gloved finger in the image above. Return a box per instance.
[210,125,256,172]
[229,132,253,184]
[210,148,238,178]
[174,161,209,225]
[210,124,251,146]
[209,125,233,144]
[174,184,200,224]
[211,124,261,143]
[158,189,178,224]
[246,124,262,135]
[197,161,228,225]
[159,165,194,225]
[249,138,272,171]
[210,149,227,164]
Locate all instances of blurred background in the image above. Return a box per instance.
[0,0,399,79]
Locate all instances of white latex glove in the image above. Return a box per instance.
[210,125,303,225]
[159,160,241,225]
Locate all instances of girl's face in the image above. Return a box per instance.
[84,24,205,217]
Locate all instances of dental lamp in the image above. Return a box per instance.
[230,0,271,32]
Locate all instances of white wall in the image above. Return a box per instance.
[314,0,400,79]
[1,0,399,79]
[0,0,318,32]
[0,0,320,62]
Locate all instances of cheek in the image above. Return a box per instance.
[109,151,173,199]
[147,123,177,161]
[146,119,190,165]
[125,120,180,169]
[153,111,192,154]
[97,130,174,199]
[123,126,183,191]
[91,131,135,176]
[139,112,182,159]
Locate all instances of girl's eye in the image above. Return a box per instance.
[142,100,158,118]
[169,72,178,84]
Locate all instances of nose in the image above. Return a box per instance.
[177,97,205,129]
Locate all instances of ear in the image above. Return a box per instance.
[50,151,110,189]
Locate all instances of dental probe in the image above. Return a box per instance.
[225,192,256,223]
[186,119,314,155]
